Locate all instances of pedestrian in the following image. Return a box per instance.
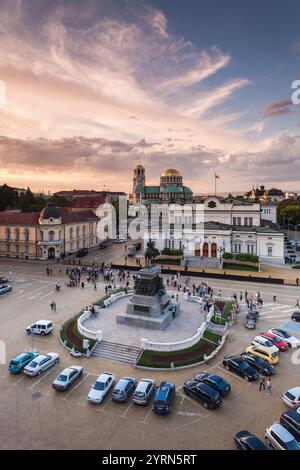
[50,301,54,311]
[267,378,272,395]
[94,282,97,291]
[273,294,277,303]
[296,299,300,308]
[259,373,266,391]
[296,278,299,287]
[81,281,85,289]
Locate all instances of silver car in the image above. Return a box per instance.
[52,365,83,391]
[265,422,300,450]
[133,379,155,405]
[23,353,59,377]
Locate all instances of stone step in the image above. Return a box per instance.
[92,340,142,365]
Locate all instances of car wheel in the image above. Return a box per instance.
[292,318,296,322]
[41,331,46,336]
[55,358,59,364]
[244,375,250,381]
[27,330,31,335]
[203,402,208,409]
[37,370,42,376]
[225,365,230,371]
[265,437,271,446]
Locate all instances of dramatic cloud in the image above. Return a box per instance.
[261,100,293,118]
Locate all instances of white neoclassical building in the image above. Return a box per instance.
[128,168,285,265]
[0,204,99,260]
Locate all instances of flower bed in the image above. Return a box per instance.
[210,300,234,326]
[60,312,97,355]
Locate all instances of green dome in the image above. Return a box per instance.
[164,185,180,193]
[135,185,144,192]
[183,186,192,193]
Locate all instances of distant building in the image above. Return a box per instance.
[245,185,284,204]
[0,204,99,260]
[54,189,126,202]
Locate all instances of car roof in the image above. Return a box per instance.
[97,373,114,381]
[33,320,52,325]
[34,355,48,361]
[207,374,223,382]
[269,423,295,442]
[13,352,30,361]
[287,387,300,395]
[196,382,219,397]
[282,410,300,423]
[136,380,153,392]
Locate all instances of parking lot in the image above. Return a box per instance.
[1,257,300,449]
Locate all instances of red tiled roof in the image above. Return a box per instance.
[54,190,99,196]
[0,207,99,225]
[72,195,106,208]
[0,212,40,225]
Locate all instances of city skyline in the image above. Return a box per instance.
[0,0,300,193]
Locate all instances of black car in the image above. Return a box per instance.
[76,248,88,257]
[247,310,259,320]
[99,242,109,250]
[194,373,231,397]
[223,355,259,381]
[292,311,300,322]
[234,430,269,450]
[183,381,222,409]
[240,352,275,376]
[244,318,256,329]
[280,410,300,442]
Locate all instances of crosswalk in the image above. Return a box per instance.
[246,301,296,324]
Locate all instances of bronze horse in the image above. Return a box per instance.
[144,240,156,266]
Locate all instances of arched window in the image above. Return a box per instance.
[5,227,10,241]
[24,228,29,242]
[76,226,80,238]
[83,225,86,237]
[70,227,74,240]
[40,230,44,241]
[49,230,55,241]
[14,228,20,241]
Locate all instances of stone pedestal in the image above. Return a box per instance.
[116,265,173,330]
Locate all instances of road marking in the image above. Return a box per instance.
[118,402,134,419]
[27,365,59,389]
[39,290,57,301]
[17,284,50,299]
[169,413,209,432]
[15,374,28,384]
[270,305,290,310]
[63,373,89,399]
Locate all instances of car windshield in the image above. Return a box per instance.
[57,375,67,382]
[10,360,19,366]
[239,361,248,370]
[285,392,296,400]
[134,391,145,397]
[30,361,38,368]
[155,400,166,406]
[93,381,105,391]
[278,330,290,338]
[285,440,300,450]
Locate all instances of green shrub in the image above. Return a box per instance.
[222,252,233,260]
[292,265,300,269]
[223,262,259,272]
[160,248,183,256]
[158,258,181,265]
[235,253,259,263]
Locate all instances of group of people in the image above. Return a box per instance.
[259,374,273,396]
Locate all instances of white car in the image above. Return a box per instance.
[52,366,83,391]
[23,353,59,377]
[252,335,279,354]
[283,387,300,409]
[115,236,126,243]
[268,328,300,349]
[265,422,300,450]
[26,320,54,336]
[0,284,12,295]
[87,372,115,404]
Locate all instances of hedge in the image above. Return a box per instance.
[222,252,233,260]
[158,258,181,265]
[223,262,259,272]
[160,248,183,256]
[235,253,259,263]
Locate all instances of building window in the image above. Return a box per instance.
[249,217,253,226]
[49,231,55,241]
[244,218,248,226]
[40,231,44,241]
[83,226,86,237]
[76,226,80,238]
[15,228,20,241]
[6,244,10,253]
[70,227,74,240]
[24,229,29,242]
[237,217,241,225]
[267,246,273,256]
[25,245,29,255]
[16,245,19,254]
[5,227,11,241]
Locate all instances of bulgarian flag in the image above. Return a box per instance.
[215,173,220,179]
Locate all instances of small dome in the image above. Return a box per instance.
[40,204,61,220]
[161,168,181,177]
[164,185,180,193]
[135,164,145,171]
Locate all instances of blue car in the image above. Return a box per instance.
[152,381,175,414]
[8,351,39,374]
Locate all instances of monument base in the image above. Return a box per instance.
[116,308,173,330]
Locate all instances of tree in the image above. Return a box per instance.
[20,187,35,212]
[0,184,20,211]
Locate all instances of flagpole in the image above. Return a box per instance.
[214,173,216,196]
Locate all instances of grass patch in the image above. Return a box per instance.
[137,336,218,368]
[292,265,300,269]
[210,300,234,325]
[223,262,258,272]
[202,330,222,344]
[60,312,96,354]
[158,258,181,265]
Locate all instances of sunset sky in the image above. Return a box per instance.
[0,0,300,194]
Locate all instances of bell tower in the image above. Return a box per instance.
[132,164,145,203]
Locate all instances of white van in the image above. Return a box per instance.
[26,320,54,336]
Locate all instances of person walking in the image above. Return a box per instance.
[267,378,272,396]
[273,294,277,303]
[295,299,300,308]
[81,281,85,289]
[259,373,266,391]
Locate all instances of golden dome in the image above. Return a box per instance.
[161,168,181,177]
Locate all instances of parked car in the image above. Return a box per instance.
[183,381,222,409]
[223,355,259,381]
[240,352,275,376]
[280,410,300,442]
[8,351,39,374]
[194,373,231,397]
[87,372,115,404]
[265,422,300,450]
[251,336,279,355]
[246,310,259,320]
[152,381,176,414]
[76,248,88,257]
[26,320,53,336]
[260,332,289,351]
[115,235,126,243]
[234,430,269,450]
[245,345,279,365]
[0,276,8,284]
[268,328,300,349]
[283,387,300,409]
[0,284,12,295]
[52,366,83,391]
[133,379,155,405]
[99,242,109,250]
[112,377,137,402]
[292,311,300,322]
[244,318,256,329]
[23,352,59,377]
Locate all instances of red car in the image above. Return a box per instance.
[261,332,289,351]
[0,276,8,284]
